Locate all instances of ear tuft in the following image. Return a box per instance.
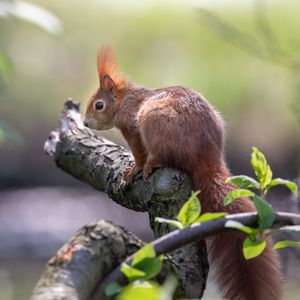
[97,46,130,91]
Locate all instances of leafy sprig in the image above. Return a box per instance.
[155,191,227,229]
[105,244,164,297]
[225,147,299,259]
[226,147,297,198]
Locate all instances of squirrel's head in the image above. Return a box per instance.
[84,46,129,130]
[84,74,118,130]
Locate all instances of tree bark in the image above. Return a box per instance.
[32,221,144,300]
[39,99,209,299]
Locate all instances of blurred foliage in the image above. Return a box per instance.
[0,0,62,80]
[197,0,300,143]
[0,0,62,35]
[0,0,300,187]
[197,2,300,69]
[0,0,62,151]
[0,120,24,147]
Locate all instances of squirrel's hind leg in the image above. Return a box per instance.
[120,131,147,183]
[137,97,182,179]
[143,154,164,180]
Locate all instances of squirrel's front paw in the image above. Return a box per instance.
[142,158,163,180]
[122,165,142,184]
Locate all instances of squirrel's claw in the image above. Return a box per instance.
[142,164,153,180]
[143,159,163,180]
[122,164,142,184]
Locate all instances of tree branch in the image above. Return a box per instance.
[93,211,300,299]
[41,99,209,299]
[31,220,144,300]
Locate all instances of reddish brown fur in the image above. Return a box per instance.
[84,47,283,299]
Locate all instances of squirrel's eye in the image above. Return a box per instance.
[95,101,105,111]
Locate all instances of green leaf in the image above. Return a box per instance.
[224,189,255,206]
[251,147,273,190]
[252,196,275,229]
[195,212,227,223]
[105,282,123,297]
[0,51,13,81]
[177,191,201,227]
[121,263,146,282]
[278,225,300,232]
[243,237,267,260]
[131,244,164,280]
[273,240,300,250]
[132,244,156,266]
[267,178,298,196]
[225,220,256,235]
[117,280,161,300]
[155,217,184,229]
[0,127,4,144]
[226,175,260,189]
[133,257,164,281]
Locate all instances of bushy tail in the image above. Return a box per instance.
[192,167,283,300]
[208,232,282,300]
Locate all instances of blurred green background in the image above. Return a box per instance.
[0,0,300,299]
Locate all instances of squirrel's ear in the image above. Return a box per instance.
[101,74,115,93]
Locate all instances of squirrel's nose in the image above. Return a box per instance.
[83,121,88,127]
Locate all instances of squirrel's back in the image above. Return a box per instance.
[134,86,224,172]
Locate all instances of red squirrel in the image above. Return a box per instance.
[84,47,283,300]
